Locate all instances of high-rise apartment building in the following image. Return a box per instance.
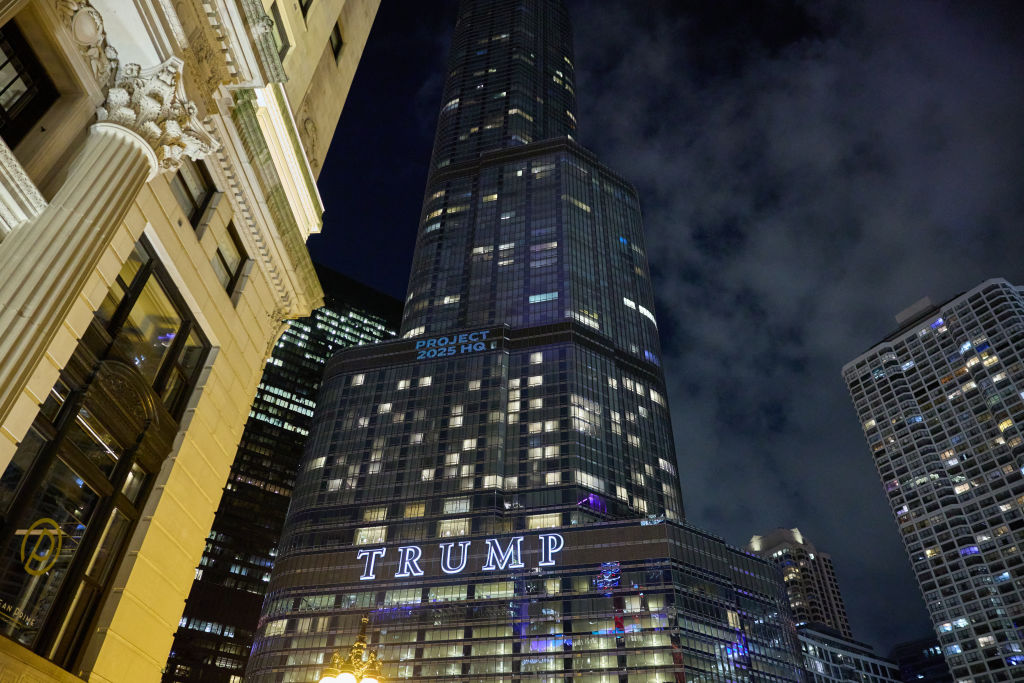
[247,2,803,681]
[748,528,853,637]
[0,1,378,680]
[843,279,1024,682]
[164,265,400,682]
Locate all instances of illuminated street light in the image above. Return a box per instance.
[318,616,382,683]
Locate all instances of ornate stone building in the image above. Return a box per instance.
[0,0,378,680]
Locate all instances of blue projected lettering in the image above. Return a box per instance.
[415,330,491,360]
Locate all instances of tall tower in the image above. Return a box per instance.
[247,3,803,681]
[843,279,1024,682]
[748,528,853,637]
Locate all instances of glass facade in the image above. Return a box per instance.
[798,626,901,683]
[248,1,803,681]
[163,266,400,683]
[843,279,1024,682]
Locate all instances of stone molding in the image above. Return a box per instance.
[56,0,119,88]
[0,137,46,240]
[96,57,219,173]
[238,0,286,83]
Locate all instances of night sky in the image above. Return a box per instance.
[308,0,1024,654]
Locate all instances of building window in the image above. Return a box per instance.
[330,21,344,60]
[0,21,58,147]
[169,158,215,227]
[270,2,290,61]
[0,236,209,668]
[211,222,248,296]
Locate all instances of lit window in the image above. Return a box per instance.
[354,526,387,545]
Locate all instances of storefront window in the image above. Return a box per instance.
[0,235,210,669]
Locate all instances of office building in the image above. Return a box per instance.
[748,528,853,637]
[799,625,901,683]
[163,266,400,682]
[889,636,953,683]
[843,280,1024,681]
[247,1,804,681]
[0,1,378,680]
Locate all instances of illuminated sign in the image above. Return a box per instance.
[415,330,492,360]
[357,533,564,580]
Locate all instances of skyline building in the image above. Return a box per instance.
[797,625,901,683]
[248,1,803,681]
[843,279,1024,682]
[164,265,400,682]
[747,528,853,637]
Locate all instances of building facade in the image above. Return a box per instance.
[163,266,400,682]
[0,1,378,681]
[843,280,1024,682]
[748,528,853,637]
[889,636,954,683]
[247,1,803,681]
[799,625,901,683]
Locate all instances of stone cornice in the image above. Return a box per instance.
[230,88,320,317]
[237,0,287,84]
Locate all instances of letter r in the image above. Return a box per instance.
[395,546,424,578]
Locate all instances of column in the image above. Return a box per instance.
[0,56,215,462]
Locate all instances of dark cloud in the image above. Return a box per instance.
[571,0,1024,650]
[316,0,1024,653]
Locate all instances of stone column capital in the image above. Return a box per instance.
[96,56,219,175]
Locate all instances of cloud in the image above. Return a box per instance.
[571,0,1024,650]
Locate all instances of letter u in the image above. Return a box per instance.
[439,540,471,574]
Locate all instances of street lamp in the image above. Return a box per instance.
[319,616,383,683]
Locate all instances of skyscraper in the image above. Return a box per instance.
[843,279,1024,682]
[748,528,853,637]
[247,2,803,680]
[164,266,400,682]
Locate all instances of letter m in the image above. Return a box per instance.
[482,537,524,571]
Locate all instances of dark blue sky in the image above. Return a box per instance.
[310,0,1024,654]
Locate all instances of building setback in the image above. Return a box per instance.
[247,1,803,681]
[843,279,1024,682]
[0,1,379,680]
[748,528,853,637]
[163,266,400,682]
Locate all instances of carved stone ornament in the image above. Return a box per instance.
[250,14,274,39]
[97,57,219,172]
[56,0,119,87]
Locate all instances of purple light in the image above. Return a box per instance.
[577,493,607,514]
